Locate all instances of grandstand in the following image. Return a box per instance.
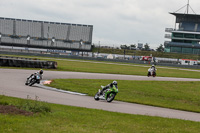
[164,1,200,54]
[0,17,93,51]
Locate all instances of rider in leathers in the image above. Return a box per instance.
[100,81,118,95]
[26,69,43,85]
[148,65,156,76]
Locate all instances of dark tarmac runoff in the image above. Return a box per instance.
[1,68,200,122]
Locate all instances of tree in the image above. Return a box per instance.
[144,43,150,51]
[129,44,136,50]
[120,45,129,49]
[156,44,164,52]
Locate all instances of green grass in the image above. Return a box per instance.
[47,79,200,113]
[1,54,200,132]
[1,54,200,79]
[17,95,51,113]
[0,95,51,113]
[53,59,200,78]
[0,95,200,133]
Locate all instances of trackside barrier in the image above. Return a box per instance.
[0,50,200,69]
[0,56,57,69]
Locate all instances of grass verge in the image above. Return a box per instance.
[0,95,200,133]
[47,79,200,113]
[17,95,51,113]
[0,95,51,114]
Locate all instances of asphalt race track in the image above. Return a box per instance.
[1,68,200,122]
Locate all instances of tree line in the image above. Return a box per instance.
[120,44,164,52]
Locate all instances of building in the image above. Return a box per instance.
[164,1,200,54]
[0,17,93,52]
[137,43,143,50]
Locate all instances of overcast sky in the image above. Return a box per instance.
[0,0,200,49]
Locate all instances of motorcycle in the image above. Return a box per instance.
[94,85,118,102]
[147,68,156,77]
[25,73,41,86]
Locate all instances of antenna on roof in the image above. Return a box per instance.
[187,0,189,14]
[174,0,196,14]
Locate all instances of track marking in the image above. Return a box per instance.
[34,80,87,96]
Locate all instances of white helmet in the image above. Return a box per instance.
[112,80,117,85]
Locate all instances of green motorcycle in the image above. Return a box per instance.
[94,85,118,102]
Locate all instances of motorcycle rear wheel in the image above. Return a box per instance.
[107,93,116,102]
[153,72,156,77]
[94,92,100,100]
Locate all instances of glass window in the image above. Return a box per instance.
[182,48,193,54]
[184,34,195,38]
[171,47,182,53]
[173,33,183,38]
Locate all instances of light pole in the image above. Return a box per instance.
[124,49,125,59]
[112,44,114,54]
[26,35,30,52]
[0,33,1,44]
[79,39,83,56]
[133,51,136,59]
[98,41,100,54]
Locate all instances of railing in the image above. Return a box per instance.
[165,28,174,32]
[165,34,171,39]
[164,41,170,46]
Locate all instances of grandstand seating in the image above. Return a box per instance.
[16,21,42,37]
[43,23,69,40]
[0,19,13,35]
[13,38,27,44]
[69,25,91,42]
[0,17,93,51]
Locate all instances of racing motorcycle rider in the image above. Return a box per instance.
[100,80,118,95]
[25,69,43,85]
[148,64,157,75]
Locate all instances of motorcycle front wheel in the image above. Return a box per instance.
[29,79,36,86]
[94,92,100,100]
[153,72,156,77]
[147,72,150,77]
[107,93,116,102]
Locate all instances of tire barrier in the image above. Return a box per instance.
[0,56,57,69]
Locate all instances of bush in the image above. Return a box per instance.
[0,95,9,105]
[0,101,9,105]
[17,95,51,113]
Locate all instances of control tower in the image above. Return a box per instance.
[164,0,200,54]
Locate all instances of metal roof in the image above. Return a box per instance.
[170,12,200,23]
